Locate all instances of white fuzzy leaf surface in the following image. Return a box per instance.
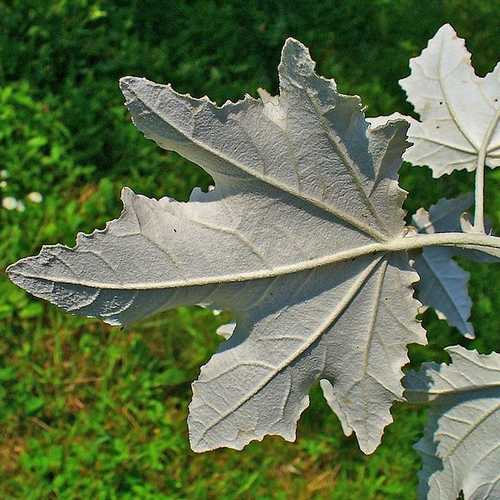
[7,39,428,454]
[399,24,500,177]
[404,346,500,500]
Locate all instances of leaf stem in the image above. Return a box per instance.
[473,109,500,233]
[386,232,500,255]
[8,233,500,291]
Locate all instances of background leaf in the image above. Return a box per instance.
[404,346,500,500]
[400,24,500,177]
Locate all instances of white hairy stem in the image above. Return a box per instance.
[474,109,500,233]
[10,232,500,290]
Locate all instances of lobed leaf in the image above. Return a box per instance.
[7,38,427,454]
[404,346,500,500]
[399,24,500,177]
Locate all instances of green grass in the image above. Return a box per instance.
[0,1,499,498]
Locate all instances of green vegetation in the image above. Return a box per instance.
[1,1,498,498]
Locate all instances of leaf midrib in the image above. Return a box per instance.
[9,232,500,291]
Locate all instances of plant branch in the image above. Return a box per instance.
[473,109,500,233]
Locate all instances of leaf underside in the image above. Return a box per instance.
[7,38,427,454]
[399,23,500,177]
[404,346,500,500]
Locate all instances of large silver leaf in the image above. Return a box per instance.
[404,346,500,500]
[399,24,500,177]
[7,39,426,454]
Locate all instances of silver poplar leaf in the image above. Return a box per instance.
[404,346,500,500]
[399,24,500,177]
[6,39,429,454]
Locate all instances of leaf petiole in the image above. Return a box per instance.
[473,109,500,233]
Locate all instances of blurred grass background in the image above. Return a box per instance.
[0,1,499,498]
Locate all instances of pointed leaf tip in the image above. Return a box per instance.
[282,37,309,55]
[279,37,316,77]
[436,22,457,36]
[120,186,135,203]
[119,76,138,99]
